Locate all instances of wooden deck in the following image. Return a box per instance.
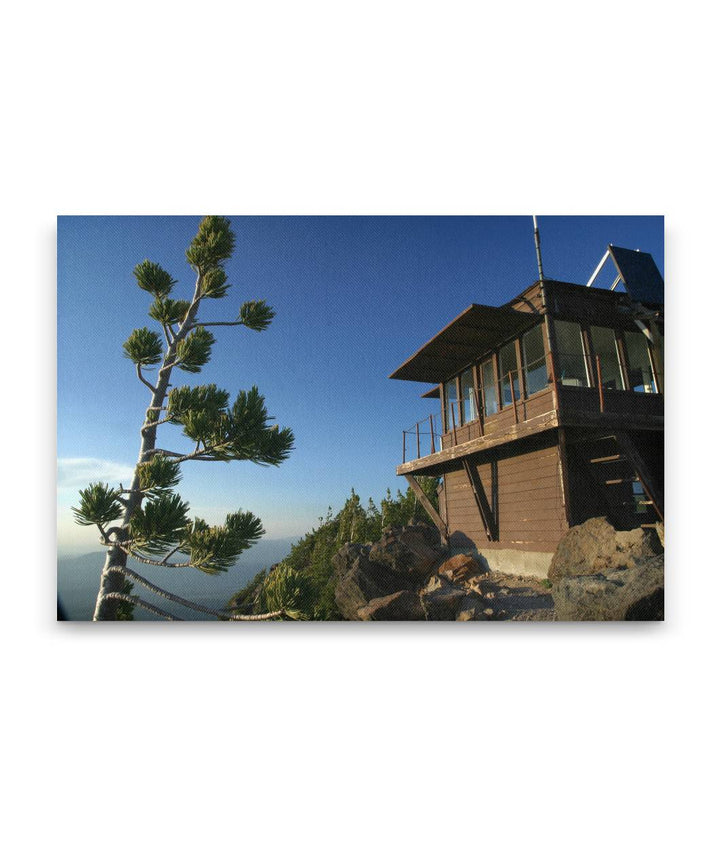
[397,408,559,475]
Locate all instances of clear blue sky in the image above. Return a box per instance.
[57,215,664,553]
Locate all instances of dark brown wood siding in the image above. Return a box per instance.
[444,431,568,554]
[557,386,664,429]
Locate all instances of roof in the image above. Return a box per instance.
[389,303,537,384]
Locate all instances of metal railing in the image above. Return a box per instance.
[402,412,442,464]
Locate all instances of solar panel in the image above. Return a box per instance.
[608,245,664,305]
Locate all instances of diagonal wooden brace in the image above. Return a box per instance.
[462,458,497,541]
[403,474,448,546]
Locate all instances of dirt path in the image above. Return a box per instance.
[475,572,556,621]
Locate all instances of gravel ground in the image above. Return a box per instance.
[475,571,557,621]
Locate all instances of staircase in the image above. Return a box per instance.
[571,432,663,529]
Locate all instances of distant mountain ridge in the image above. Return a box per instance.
[57,536,299,621]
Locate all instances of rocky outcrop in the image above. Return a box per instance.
[332,524,446,620]
[553,555,664,621]
[332,516,663,621]
[368,524,447,583]
[332,522,555,620]
[332,543,410,621]
[548,517,664,621]
[548,516,663,583]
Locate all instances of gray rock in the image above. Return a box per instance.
[332,543,409,620]
[369,526,447,583]
[553,555,664,621]
[357,590,424,621]
[548,516,662,582]
[420,575,467,620]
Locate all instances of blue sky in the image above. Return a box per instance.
[57,215,664,554]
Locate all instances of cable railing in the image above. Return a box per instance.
[402,412,442,463]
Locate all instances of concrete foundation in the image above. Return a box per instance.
[466,547,554,579]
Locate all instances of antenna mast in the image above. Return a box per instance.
[532,215,545,282]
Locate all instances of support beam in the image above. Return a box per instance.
[586,248,610,288]
[614,432,664,522]
[462,458,497,541]
[403,474,448,546]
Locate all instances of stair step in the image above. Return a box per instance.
[605,477,638,485]
[589,454,627,464]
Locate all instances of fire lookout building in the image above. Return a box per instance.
[390,245,664,578]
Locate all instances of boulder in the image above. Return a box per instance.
[553,555,664,621]
[420,575,467,620]
[369,525,447,583]
[437,553,483,585]
[548,517,662,583]
[357,590,424,621]
[332,543,409,620]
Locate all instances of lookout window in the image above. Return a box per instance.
[480,358,498,417]
[554,320,590,387]
[460,368,477,425]
[522,324,548,397]
[499,341,520,407]
[443,378,458,432]
[590,326,625,390]
[624,330,657,393]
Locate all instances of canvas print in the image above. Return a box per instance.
[57,216,664,621]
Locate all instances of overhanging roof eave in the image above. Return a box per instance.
[389,303,536,384]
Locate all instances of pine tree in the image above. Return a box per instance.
[74,216,295,621]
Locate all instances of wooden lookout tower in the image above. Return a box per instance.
[390,244,664,577]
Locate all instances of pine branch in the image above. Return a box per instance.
[161,545,181,563]
[188,320,244,329]
[111,543,194,568]
[136,364,157,393]
[102,591,183,620]
[140,415,174,432]
[119,566,287,621]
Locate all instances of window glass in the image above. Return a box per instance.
[460,368,477,424]
[624,330,657,393]
[590,326,625,390]
[499,341,520,407]
[480,359,498,417]
[443,378,458,432]
[554,320,589,387]
[522,324,547,396]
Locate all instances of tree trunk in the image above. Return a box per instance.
[93,290,201,620]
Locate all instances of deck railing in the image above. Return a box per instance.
[400,362,663,464]
[402,412,442,464]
